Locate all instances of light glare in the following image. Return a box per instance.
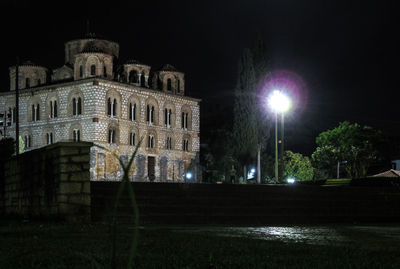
[287,178,296,184]
[268,90,291,113]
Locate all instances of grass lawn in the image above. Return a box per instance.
[1,221,400,269]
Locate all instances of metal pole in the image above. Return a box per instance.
[3,110,6,138]
[275,112,278,184]
[280,113,285,183]
[257,143,261,184]
[337,161,340,179]
[15,57,19,157]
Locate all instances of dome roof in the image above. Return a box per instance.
[81,41,106,54]
[21,60,38,67]
[158,64,180,72]
[14,60,47,69]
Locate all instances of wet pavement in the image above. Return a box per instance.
[168,224,400,248]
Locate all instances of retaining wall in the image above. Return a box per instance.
[0,142,92,222]
[92,182,400,225]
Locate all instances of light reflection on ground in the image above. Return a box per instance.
[229,226,350,245]
[171,225,400,247]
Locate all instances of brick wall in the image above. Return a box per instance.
[0,142,92,222]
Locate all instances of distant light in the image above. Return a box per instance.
[268,90,291,113]
[185,172,193,180]
[287,178,296,184]
[247,168,256,179]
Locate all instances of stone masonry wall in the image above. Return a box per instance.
[0,78,201,182]
[1,142,92,222]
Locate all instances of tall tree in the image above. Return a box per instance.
[232,48,258,181]
[283,150,314,182]
[251,35,273,182]
[232,36,274,183]
[312,121,384,178]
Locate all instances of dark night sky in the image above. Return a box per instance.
[1,0,399,155]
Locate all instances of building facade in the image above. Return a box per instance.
[0,34,200,182]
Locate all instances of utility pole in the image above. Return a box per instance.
[15,57,20,157]
[257,143,261,184]
[279,113,285,183]
[274,112,278,184]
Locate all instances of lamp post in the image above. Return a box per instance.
[268,90,291,184]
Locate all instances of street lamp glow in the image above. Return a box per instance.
[267,90,291,184]
[185,172,193,180]
[287,178,296,184]
[268,90,291,113]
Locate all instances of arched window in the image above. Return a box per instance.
[90,65,96,76]
[107,98,117,117]
[79,66,83,78]
[72,97,82,116]
[103,66,107,77]
[167,78,172,91]
[129,102,136,121]
[181,112,188,129]
[73,129,80,142]
[31,103,40,121]
[164,108,172,127]
[108,129,116,144]
[129,70,138,83]
[24,135,31,149]
[166,136,172,150]
[46,132,53,145]
[146,105,154,124]
[36,104,40,121]
[130,132,136,146]
[77,97,82,114]
[31,105,35,121]
[183,138,189,152]
[26,78,30,88]
[140,72,146,87]
[148,135,154,148]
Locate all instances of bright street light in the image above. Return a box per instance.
[268,90,291,184]
[268,90,291,113]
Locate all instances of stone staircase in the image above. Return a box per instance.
[91,182,400,225]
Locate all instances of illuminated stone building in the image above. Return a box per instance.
[0,33,200,182]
